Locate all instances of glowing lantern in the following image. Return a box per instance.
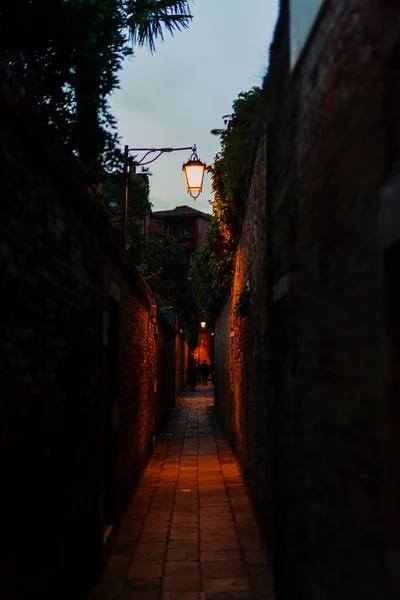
[182,146,206,200]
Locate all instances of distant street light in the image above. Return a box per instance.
[200,321,206,329]
[123,144,206,246]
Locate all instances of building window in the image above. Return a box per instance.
[179,227,191,237]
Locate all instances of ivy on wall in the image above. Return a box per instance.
[190,86,262,323]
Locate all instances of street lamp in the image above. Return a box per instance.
[182,147,206,200]
[123,144,206,246]
[200,321,206,330]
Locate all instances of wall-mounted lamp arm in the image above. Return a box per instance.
[125,145,195,167]
[122,143,203,247]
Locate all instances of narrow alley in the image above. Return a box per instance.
[89,387,274,600]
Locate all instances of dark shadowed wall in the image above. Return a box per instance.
[215,2,400,599]
[0,70,188,600]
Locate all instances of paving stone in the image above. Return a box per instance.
[200,550,242,562]
[87,389,274,599]
[171,516,199,525]
[125,578,161,591]
[168,539,200,550]
[205,594,254,600]
[201,560,246,579]
[128,562,163,580]
[134,542,167,556]
[140,531,169,542]
[121,590,160,600]
[166,547,200,562]
[202,577,251,594]
[163,573,201,592]
[132,553,165,565]
[142,525,170,534]
[169,527,199,540]
[162,594,206,600]
[165,561,200,575]
[200,539,240,552]
[200,528,237,540]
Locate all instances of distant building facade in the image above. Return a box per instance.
[146,205,214,363]
[146,205,212,264]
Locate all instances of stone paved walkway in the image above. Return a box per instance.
[89,387,275,600]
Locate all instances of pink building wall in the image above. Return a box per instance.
[196,217,211,249]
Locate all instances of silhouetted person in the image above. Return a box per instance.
[187,357,197,391]
[210,363,215,385]
[200,360,209,385]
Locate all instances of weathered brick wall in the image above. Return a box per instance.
[157,318,188,437]
[270,2,400,599]
[183,336,189,389]
[0,71,181,599]
[215,2,400,599]
[175,330,186,399]
[215,140,273,544]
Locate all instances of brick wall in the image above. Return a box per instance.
[215,2,400,599]
[0,71,186,599]
[174,328,188,399]
[215,139,273,544]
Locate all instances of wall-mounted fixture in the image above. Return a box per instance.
[123,143,206,245]
[182,146,206,200]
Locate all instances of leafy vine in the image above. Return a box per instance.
[190,86,262,323]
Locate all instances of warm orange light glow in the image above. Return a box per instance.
[200,321,206,329]
[182,156,206,199]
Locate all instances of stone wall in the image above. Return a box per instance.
[215,2,400,599]
[0,71,188,599]
[174,328,189,402]
[214,139,273,544]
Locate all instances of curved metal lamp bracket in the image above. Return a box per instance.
[122,143,203,245]
[125,145,196,167]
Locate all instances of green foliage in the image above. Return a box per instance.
[138,236,198,345]
[100,171,152,262]
[190,219,234,323]
[210,86,262,235]
[190,87,262,323]
[2,0,130,172]
[127,0,192,53]
[1,0,193,173]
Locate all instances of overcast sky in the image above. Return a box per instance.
[110,0,279,215]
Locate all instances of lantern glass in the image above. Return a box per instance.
[200,321,206,329]
[182,158,206,199]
